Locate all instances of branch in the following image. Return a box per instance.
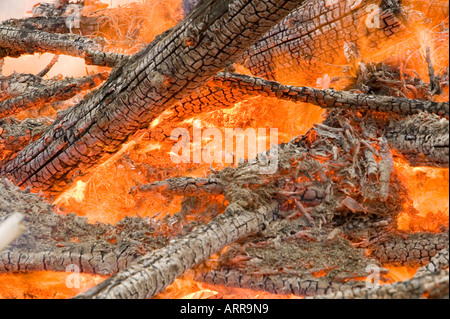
[370,231,449,266]
[212,72,449,118]
[0,73,108,118]
[0,25,124,67]
[0,213,25,252]
[312,270,449,299]
[384,113,449,168]
[132,176,224,197]
[76,201,278,299]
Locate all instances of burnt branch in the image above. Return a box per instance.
[0,25,123,67]
[132,176,225,197]
[384,113,449,168]
[76,201,278,299]
[211,72,449,118]
[193,268,361,297]
[370,231,450,266]
[36,55,60,78]
[0,73,108,118]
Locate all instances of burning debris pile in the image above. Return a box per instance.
[0,0,448,299]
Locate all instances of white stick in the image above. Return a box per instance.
[0,213,26,252]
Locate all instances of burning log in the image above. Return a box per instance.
[76,201,278,299]
[210,73,449,118]
[371,231,450,266]
[312,270,449,299]
[0,73,108,119]
[0,117,50,165]
[238,0,406,82]
[0,24,128,68]
[0,0,309,194]
[132,176,225,197]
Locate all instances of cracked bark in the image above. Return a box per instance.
[238,0,406,82]
[370,231,450,267]
[0,0,307,194]
[76,201,278,299]
[312,270,449,299]
[133,176,225,197]
[193,268,361,297]
[384,113,449,168]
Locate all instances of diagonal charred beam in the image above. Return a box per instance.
[239,0,406,82]
[76,201,278,299]
[0,73,108,119]
[0,118,50,165]
[0,0,307,194]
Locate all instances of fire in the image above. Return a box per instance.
[395,157,449,232]
[155,277,302,299]
[0,0,448,300]
[0,272,105,299]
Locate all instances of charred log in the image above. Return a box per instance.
[384,113,449,168]
[370,231,450,266]
[312,270,449,299]
[0,25,124,67]
[0,73,108,119]
[239,0,406,82]
[211,73,449,118]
